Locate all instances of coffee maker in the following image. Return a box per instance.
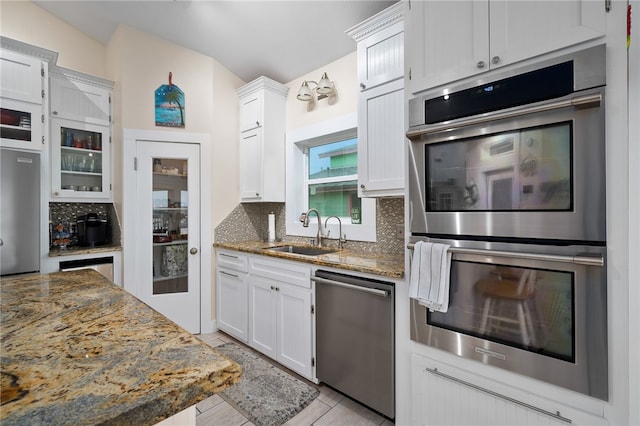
[76,213,109,247]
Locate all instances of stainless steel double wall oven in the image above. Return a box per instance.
[407,45,608,400]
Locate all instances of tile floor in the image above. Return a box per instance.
[196,331,394,426]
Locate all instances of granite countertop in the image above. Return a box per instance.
[215,241,405,279]
[0,270,241,426]
[49,244,122,257]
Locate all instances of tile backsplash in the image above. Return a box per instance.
[49,202,122,247]
[215,197,404,255]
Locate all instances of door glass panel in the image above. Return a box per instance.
[426,121,572,212]
[428,261,575,362]
[59,126,103,192]
[152,157,189,295]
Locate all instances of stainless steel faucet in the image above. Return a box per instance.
[324,216,347,249]
[302,208,324,247]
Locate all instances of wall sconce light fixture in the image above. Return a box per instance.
[296,72,337,111]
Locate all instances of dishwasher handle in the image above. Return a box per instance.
[311,276,389,297]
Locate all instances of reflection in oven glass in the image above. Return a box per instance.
[426,122,572,212]
[429,261,574,361]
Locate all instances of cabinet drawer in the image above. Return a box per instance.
[217,250,248,273]
[249,256,311,289]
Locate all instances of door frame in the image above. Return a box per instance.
[122,129,213,333]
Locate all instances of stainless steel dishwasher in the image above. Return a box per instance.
[312,269,395,419]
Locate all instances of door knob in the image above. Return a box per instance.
[190,247,198,255]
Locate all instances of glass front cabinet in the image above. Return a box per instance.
[0,98,44,150]
[51,118,110,200]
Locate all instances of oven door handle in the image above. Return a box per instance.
[406,93,602,139]
[407,243,604,267]
[311,276,390,297]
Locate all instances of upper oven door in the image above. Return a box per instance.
[408,86,605,244]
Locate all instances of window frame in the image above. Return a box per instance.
[285,113,376,242]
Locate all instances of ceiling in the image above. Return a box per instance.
[33,0,397,84]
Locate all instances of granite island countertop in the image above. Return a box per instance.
[0,270,241,426]
[215,240,405,279]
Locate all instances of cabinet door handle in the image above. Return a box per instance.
[476,61,486,69]
[220,253,238,259]
[220,270,238,278]
[491,56,500,65]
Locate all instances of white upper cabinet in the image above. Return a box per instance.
[238,127,263,200]
[0,49,44,104]
[239,91,263,133]
[50,72,111,126]
[236,77,288,202]
[348,3,406,197]
[353,7,405,92]
[405,0,606,94]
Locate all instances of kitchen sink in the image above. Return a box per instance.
[265,245,337,256]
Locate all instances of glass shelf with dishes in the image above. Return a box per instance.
[51,118,110,200]
[0,99,44,150]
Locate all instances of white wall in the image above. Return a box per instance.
[285,51,358,131]
[0,1,107,78]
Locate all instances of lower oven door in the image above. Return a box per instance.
[410,238,607,400]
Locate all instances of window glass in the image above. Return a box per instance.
[306,138,362,221]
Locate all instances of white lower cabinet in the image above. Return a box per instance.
[248,256,313,380]
[215,250,314,380]
[411,353,607,426]
[216,250,248,342]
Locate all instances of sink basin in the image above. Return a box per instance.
[265,245,337,256]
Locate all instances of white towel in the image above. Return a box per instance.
[409,241,452,313]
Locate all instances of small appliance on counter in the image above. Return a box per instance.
[76,213,109,247]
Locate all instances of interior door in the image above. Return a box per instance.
[135,140,200,333]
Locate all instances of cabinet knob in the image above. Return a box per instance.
[52,111,58,115]
[360,82,366,90]
[491,56,500,65]
[270,285,276,290]
[476,61,486,69]
[54,191,60,196]
[360,184,365,189]
[256,193,260,197]
[256,121,260,127]
[190,247,198,255]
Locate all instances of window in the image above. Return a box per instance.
[306,138,362,222]
[286,113,376,242]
